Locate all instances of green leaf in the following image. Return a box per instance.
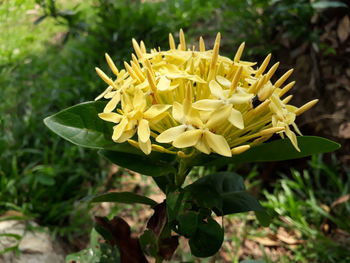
[255,210,273,227]
[188,217,224,258]
[221,191,264,215]
[44,101,113,148]
[312,1,347,9]
[94,218,114,244]
[99,150,176,177]
[177,211,199,237]
[166,191,191,223]
[152,174,175,193]
[44,101,140,154]
[186,172,264,215]
[91,192,157,206]
[36,175,55,186]
[202,136,340,167]
[139,230,158,257]
[185,184,222,211]
[44,102,177,166]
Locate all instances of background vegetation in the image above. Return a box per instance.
[1,0,349,262]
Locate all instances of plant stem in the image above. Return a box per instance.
[175,158,188,187]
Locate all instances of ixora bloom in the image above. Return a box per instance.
[94,30,318,157]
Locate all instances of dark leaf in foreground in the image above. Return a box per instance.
[99,150,176,177]
[186,172,264,215]
[91,192,158,207]
[197,136,340,167]
[189,217,224,257]
[94,216,148,263]
[147,202,167,236]
[159,236,179,260]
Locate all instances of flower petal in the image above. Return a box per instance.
[133,89,146,110]
[156,125,187,143]
[98,112,122,123]
[172,102,183,123]
[285,127,300,152]
[186,108,203,128]
[216,75,231,88]
[115,129,135,143]
[192,99,222,111]
[206,105,231,129]
[104,90,118,99]
[103,92,121,113]
[157,76,171,91]
[139,139,152,155]
[204,130,232,157]
[95,85,113,101]
[229,93,254,105]
[195,139,211,154]
[173,129,203,148]
[209,80,224,99]
[228,108,244,129]
[112,117,128,141]
[138,119,150,143]
[144,104,171,119]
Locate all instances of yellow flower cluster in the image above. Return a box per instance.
[95,30,317,157]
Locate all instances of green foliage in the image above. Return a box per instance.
[199,136,340,167]
[91,192,158,207]
[65,229,120,263]
[0,0,108,239]
[33,0,88,44]
[202,0,349,57]
[265,155,350,233]
[99,150,176,177]
[188,217,224,258]
[261,155,350,262]
[186,172,264,215]
[139,230,158,258]
[44,101,115,149]
[158,172,268,258]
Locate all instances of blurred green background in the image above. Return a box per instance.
[0,0,349,262]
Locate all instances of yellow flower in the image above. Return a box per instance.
[98,88,170,154]
[94,29,318,157]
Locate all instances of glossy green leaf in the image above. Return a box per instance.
[202,136,340,167]
[177,211,199,237]
[221,191,264,215]
[166,191,191,223]
[99,150,176,177]
[255,210,273,227]
[44,101,178,167]
[44,101,140,154]
[91,192,157,206]
[185,184,222,211]
[186,172,264,215]
[152,174,175,194]
[189,217,224,257]
[44,101,113,148]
